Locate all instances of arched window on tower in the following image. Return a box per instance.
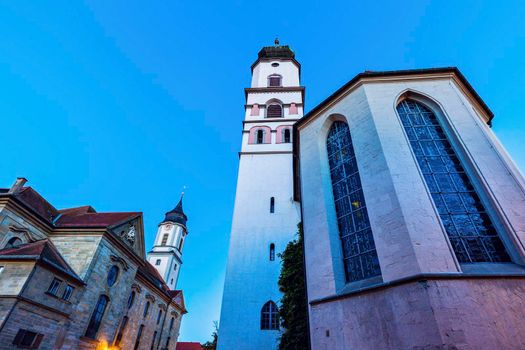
[266,104,283,118]
[283,128,291,143]
[85,295,110,339]
[256,129,265,144]
[269,243,275,261]
[260,301,279,330]
[270,197,275,213]
[5,237,22,249]
[161,234,169,246]
[396,99,510,263]
[268,74,282,87]
[327,121,381,283]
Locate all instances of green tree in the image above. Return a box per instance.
[201,321,218,350]
[278,222,309,350]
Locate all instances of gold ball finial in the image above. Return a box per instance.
[274,37,279,46]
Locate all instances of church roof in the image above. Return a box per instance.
[162,195,187,227]
[176,342,204,350]
[0,186,141,229]
[251,40,301,72]
[0,239,84,284]
[257,44,295,60]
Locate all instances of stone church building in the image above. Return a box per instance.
[0,178,188,349]
[219,42,525,349]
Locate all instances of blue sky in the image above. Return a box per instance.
[1,0,524,343]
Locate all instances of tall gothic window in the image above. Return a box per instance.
[327,121,381,282]
[260,301,279,330]
[143,301,150,318]
[397,99,510,263]
[85,295,109,339]
[267,104,283,118]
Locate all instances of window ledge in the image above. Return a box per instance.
[311,269,525,306]
[45,291,72,304]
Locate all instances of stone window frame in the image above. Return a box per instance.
[47,277,62,296]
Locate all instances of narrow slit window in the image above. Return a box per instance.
[256,129,265,144]
[270,244,275,261]
[270,197,275,213]
[283,128,291,143]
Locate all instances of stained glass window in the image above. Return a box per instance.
[397,99,510,263]
[327,121,381,282]
[260,301,279,330]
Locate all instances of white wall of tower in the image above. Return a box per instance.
[218,54,303,350]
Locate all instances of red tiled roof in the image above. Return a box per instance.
[137,263,187,313]
[0,239,83,283]
[0,186,141,229]
[176,342,203,350]
[55,211,141,228]
[15,187,59,223]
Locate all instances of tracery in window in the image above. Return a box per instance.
[397,99,510,263]
[260,301,279,330]
[327,121,381,282]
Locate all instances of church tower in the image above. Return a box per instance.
[217,41,303,350]
[147,195,187,290]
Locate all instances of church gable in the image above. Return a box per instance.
[110,217,146,259]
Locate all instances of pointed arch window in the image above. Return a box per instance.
[327,121,381,282]
[267,104,283,118]
[85,295,109,339]
[268,74,282,87]
[260,301,279,330]
[269,244,275,261]
[283,128,291,143]
[133,325,144,350]
[114,316,128,346]
[397,99,510,263]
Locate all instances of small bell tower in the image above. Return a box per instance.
[147,194,188,290]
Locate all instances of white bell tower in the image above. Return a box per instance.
[147,194,188,290]
[218,40,303,350]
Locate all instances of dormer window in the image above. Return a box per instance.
[267,104,283,118]
[268,75,282,87]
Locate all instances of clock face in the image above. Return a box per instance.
[164,224,172,230]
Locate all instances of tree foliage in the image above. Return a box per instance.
[278,222,309,350]
[201,321,218,350]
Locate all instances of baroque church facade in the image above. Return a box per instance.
[0,178,188,350]
[219,43,525,349]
